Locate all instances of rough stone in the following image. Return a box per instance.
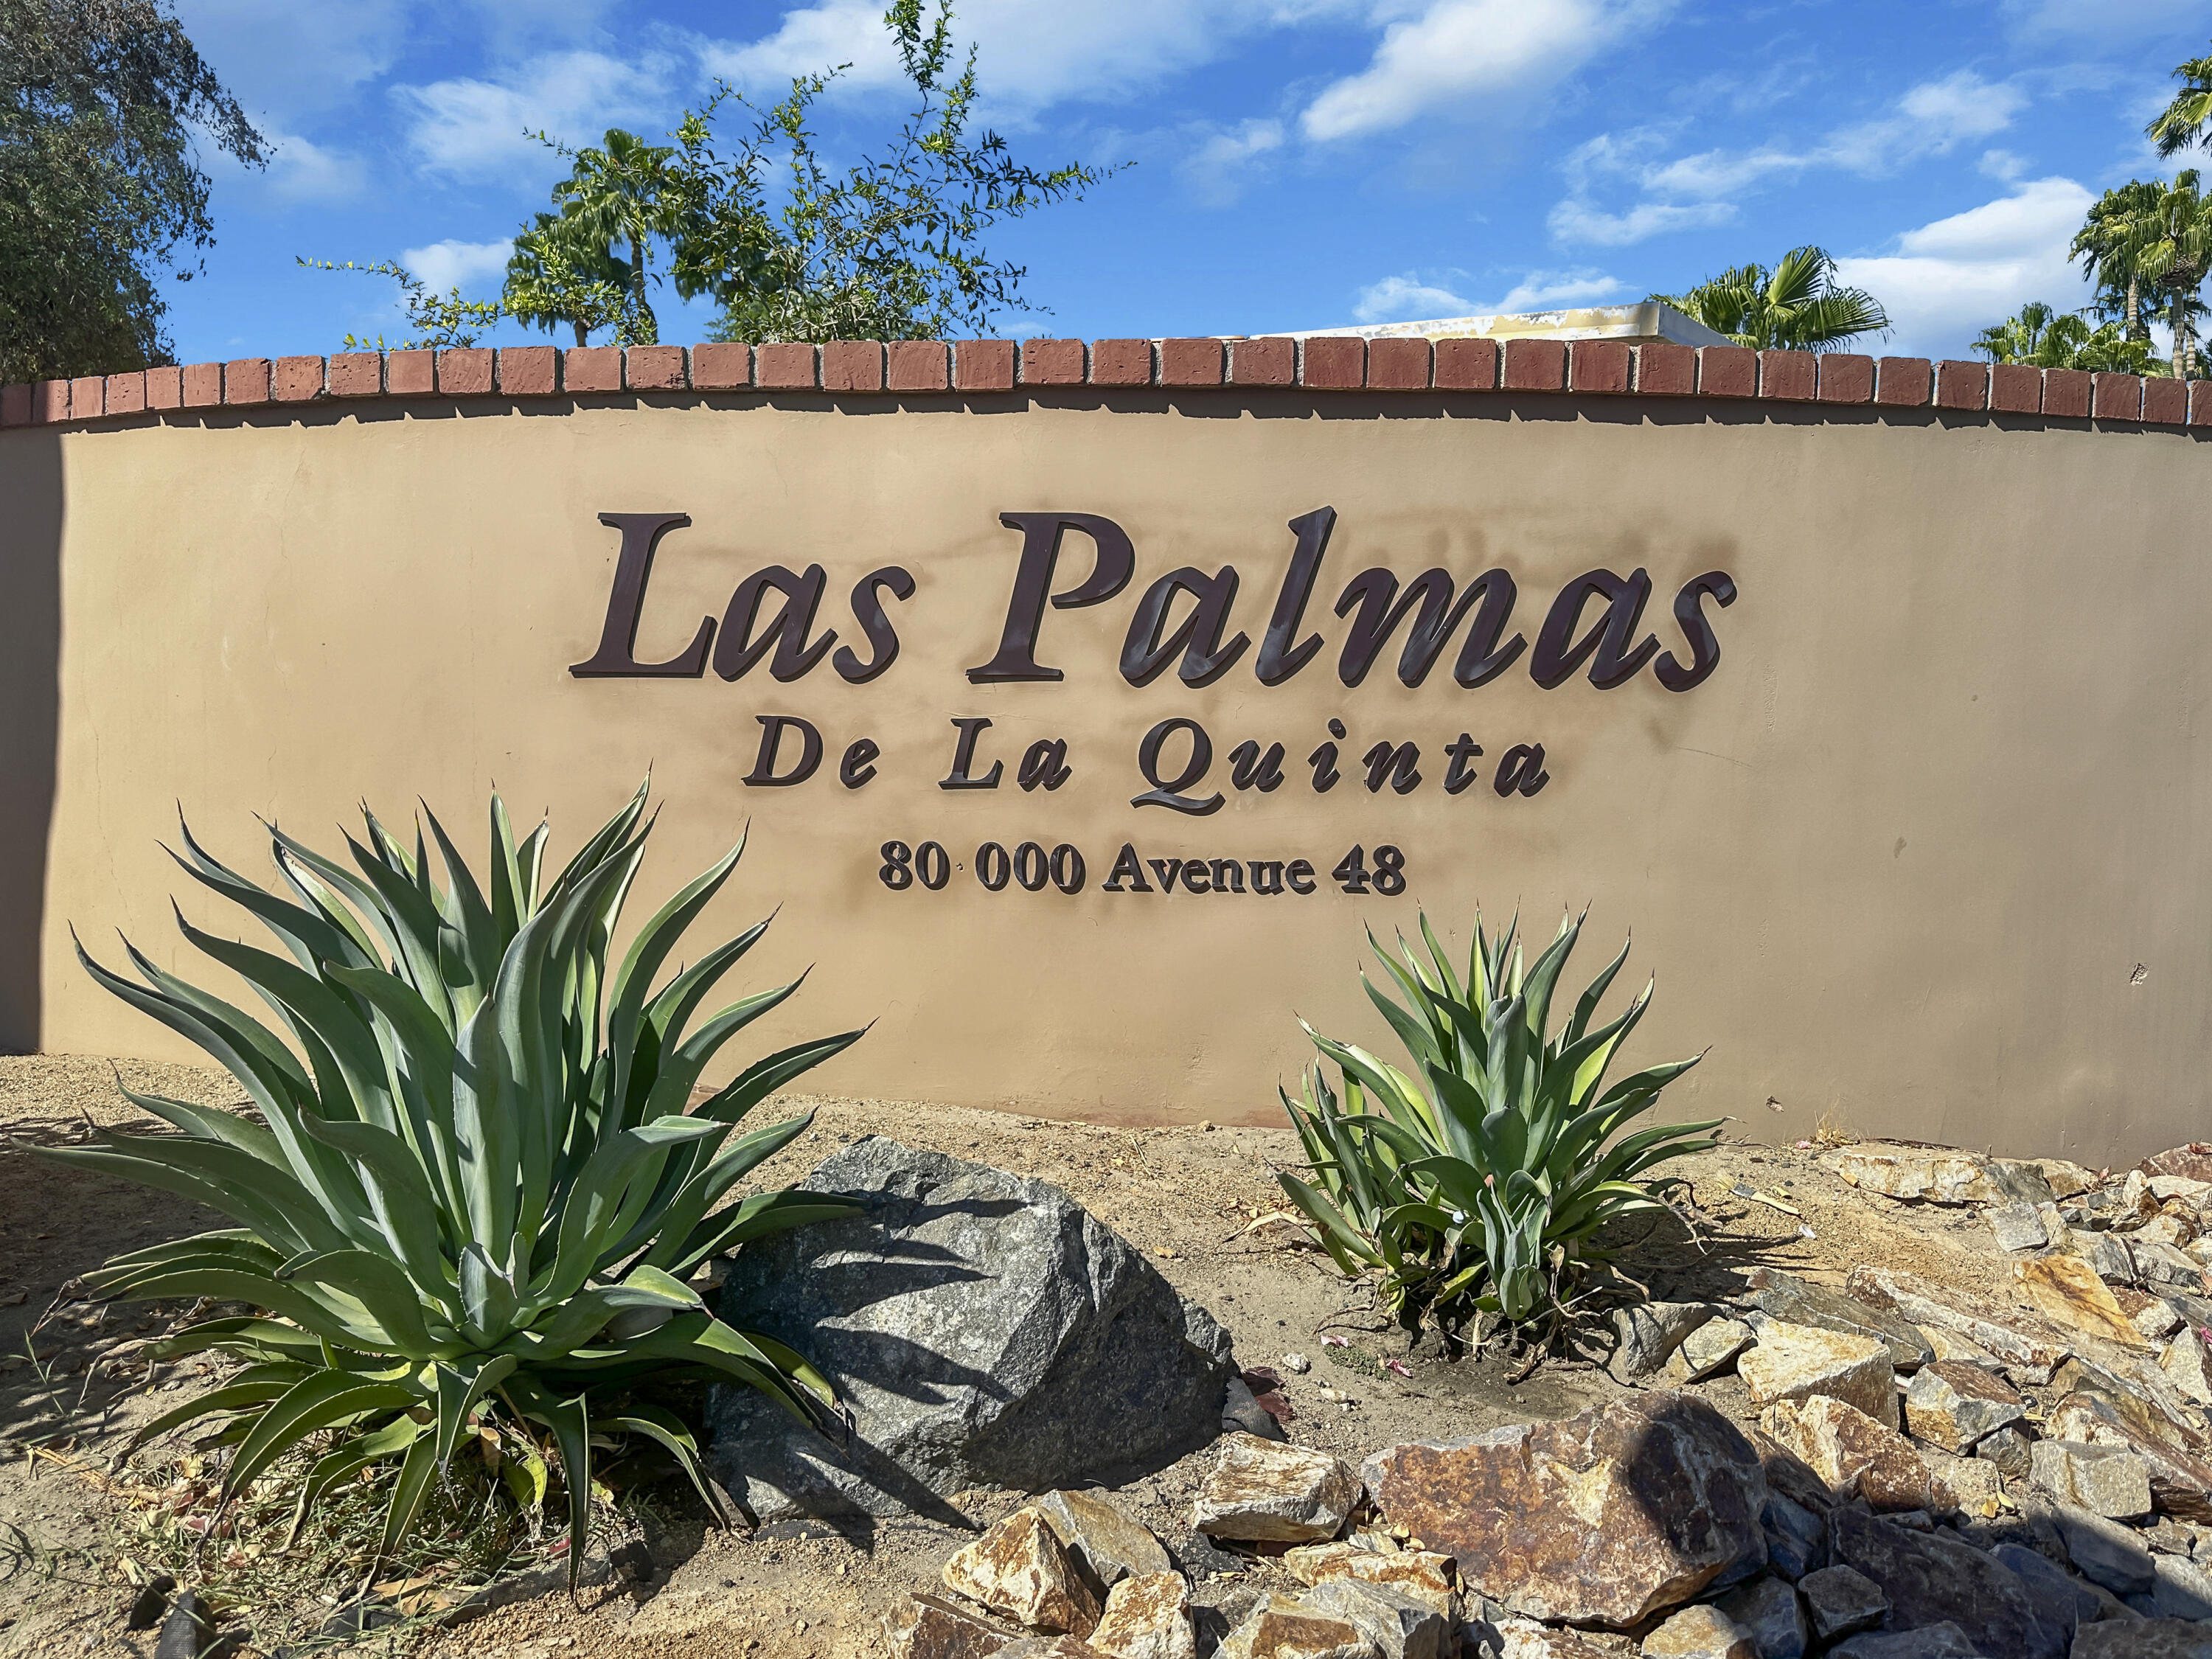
[2047,1391,2212,1522]
[1759,1397,1951,1511]
[1826,1626,1978,1659]
[1825,1506,2065,1659]
[1716,1574,1808,1659]
[2163,1330,2212,1407]
[1983,1543,2095,1644]
[2071,1621,2212,1658]
[1282,1544,1456,1617]
[2152,1552,2212,1620]
[1211,1594,1371,1659]
[1761,1492,1826,1580]
[1742,1270,1933,1369]
[2036,1159,2098,1199]
[1921,1450,2004,1517]
[1193,1434,1360,1543]
[1976,1425,2032,1480]
[944,1509,1103,1637]
[1829,1147,1991,1203]
[1611,1302,1718,1383]
[993,1641,1111,1659]
[1990,1203,2049,1252]
[1669,1319,1756,1384]
[2051,1358,2209,1451]
[1360,1394,1769,1628]
[2138,1213,2199,1251]
[1638,1604,1753,1658]
[1848,1267,2073,1375]
[1798,1565,1888,1641]
[2031,1441,2154,1519]
[1088,1573,1194,1659]
[2048,1503,2157,1594]
[1739,1323,1898,1426]
[1224,1377,1289,1441]
[2135,1241,2205,1290]
[2152,1174,2212,1204]
[2014,1258,2158,1352]
[2135,1298,2187,1343]
[886,1590,1023,1658]
[1295,1579,1451,1659]
[709,1141,1235,1519]
[1032,1491,1174,1597]
[2059,1225,2139,1289]
[2146,1146,2212,1183]
[1903,1361,2028,1453]
[1921,1326,2003,1371]
[1495,1620,1633,1658]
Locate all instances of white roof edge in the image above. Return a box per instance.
[1251,302,1734,351]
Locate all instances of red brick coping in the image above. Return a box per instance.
[4,340,2205,429]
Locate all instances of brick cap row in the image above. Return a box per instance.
[4,339,2204,428]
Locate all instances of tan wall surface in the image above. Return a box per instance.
[3,390,2208,1164]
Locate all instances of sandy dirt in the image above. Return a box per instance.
[0,1054,2050,1659]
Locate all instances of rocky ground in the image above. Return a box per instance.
[1,1054,2207,1657]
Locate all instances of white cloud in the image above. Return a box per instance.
[1353,266,1623,321]
[2004,0,2207,40]
[392,49,681,178]
[403,238,517,294]
[257,131,368,204]
[1299,0,1653,143]
[1832,177,2098,358]
[1178,119,1285,205]
[1354,274,1473,321]
[1553,71,2034,247]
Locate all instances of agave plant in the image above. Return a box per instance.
[1279,910,1717,1337]
[38,783,863,1576]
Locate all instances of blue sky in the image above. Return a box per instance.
[161,0,2212,364]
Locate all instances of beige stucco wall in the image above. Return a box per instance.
[1,390,2206,1164]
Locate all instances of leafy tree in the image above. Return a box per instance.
[294,257,504,351]
[1,0,267,382]
[506,129,694,347]
[1971,302,2164,375]
[504,209,636,347]
[2072,181,2163,341]
[2110,171,2212,380]
[2150,45,2212,158]
[1652,246,1887,352]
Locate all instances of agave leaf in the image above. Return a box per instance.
[221,1370,422,1506]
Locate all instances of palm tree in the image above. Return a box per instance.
[2072,181,2163,341]
[1654,247,1887,352]
[2105,172,2212,378]
[504,129,695,346]
[1971,302,2162,375]
[2150,49,2212,157]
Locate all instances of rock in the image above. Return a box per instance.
[1669,1319,1756,1384]
[943,1508,1104,1637]
[993,1641,1111,1659]
[1283,1354,1312,1374]
[125,1576,175,1632]
[709,1141,1235,1520]
[1830,1147,1992,1204]
[2014,1259,2158,1352]
[1749,1428,1837,1517]
[2145,1146,2212,1185]
[1759,1397,1951,1512]
[1611,1302,1719,1383]
[1825,1506,2065,1659]
[2048,1503,2157,1595]
[886,1591,1023,1659]
[1921,1326,2004,1371]
[1638,1604,1753,1658]
[1798,1564,1888,1641]
[1922,1450,2005,1517]
[1295,1580,1450,1659]
[1826,1626,1979,1659]
[2053,1221,2138,1288]
[2135,1241,2205,1290]
[2031,1441,2154,1520]
[1761,1492,1826,1580]
[2047,1392,2212,1522]
[153,1594,218,1659]
[2151,1551,2212,1621]
[2037,1159,2098,1199]
[1902,1360,2028,1454]
[1495,1620,1633,1659]
[1361,1394,1769,1628]
[1742,1270,1933,1369]
[1193,1434,1360,1543]
[2051,1358,2210,1451]
[1211,1594,1371,1659]
[1848,1267,2073,1377]
[2138,1213,2199,1251]
[1976,1425,2033,1480]
[1716,1575,1808,1659]
[1088,1573,1194,1659]
[2070,1621,2212,1658]
[1983,1543,2093,1644]
[1739,1323,1898,1426]
[2162,1330,2212,1407]
[1224,1377,1289,1441]
[1282,1544,1456,1618]
[2129,1295,2186,1342]
[1989,1203,2049,1253]
[1033,1491,1175,1599]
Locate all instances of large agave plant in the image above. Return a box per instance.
[39,783,863,1576]
[1279,911,1718,1336]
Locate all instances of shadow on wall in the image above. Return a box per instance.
[0,431,61,1050]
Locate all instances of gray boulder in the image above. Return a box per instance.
[705,1138,1236,1520]
[1826,1508,2066,1659]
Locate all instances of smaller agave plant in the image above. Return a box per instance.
[1279,909,1717,1340]
[40,783,863,1576]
